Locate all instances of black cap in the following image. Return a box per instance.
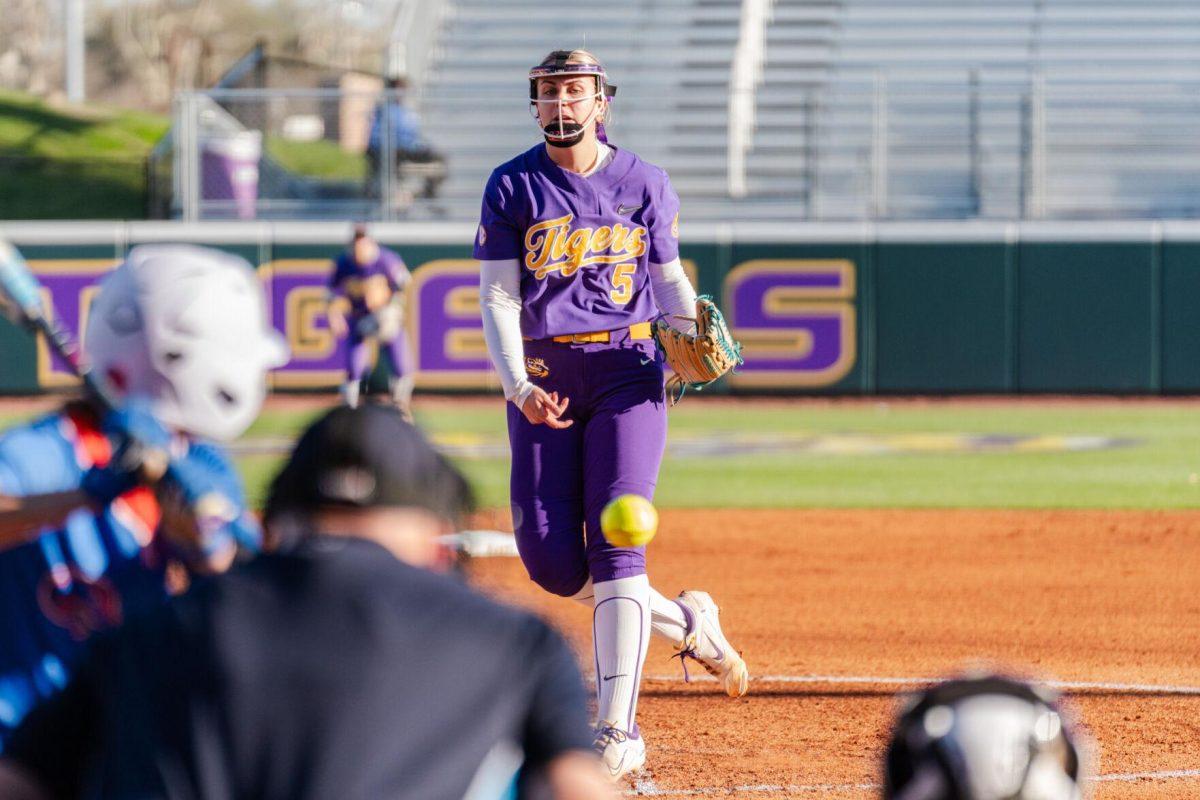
[264,405,474,530]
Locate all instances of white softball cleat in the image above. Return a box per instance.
[674,590,750,698]
[593,722,646,780]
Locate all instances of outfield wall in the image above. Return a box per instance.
[3,220,1200,395]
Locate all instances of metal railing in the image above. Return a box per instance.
[1,155,151,220]
[728,0,774,198]
[162,76,1200,222]
[385,0,451,87]
[170,88,449,221]
[746,70,1200,220]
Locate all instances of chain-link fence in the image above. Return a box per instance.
[1,155,152,219]
[165,88,448,221]
[160,75,1200,223]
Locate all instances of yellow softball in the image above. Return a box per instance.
[600,494,658,548]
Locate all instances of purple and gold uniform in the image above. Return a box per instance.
[474,143,680,595]
[328,246,413,384]
[0,407,164,750]
[477,52,749,778]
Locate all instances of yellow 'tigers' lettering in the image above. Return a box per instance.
[524,214,647,279]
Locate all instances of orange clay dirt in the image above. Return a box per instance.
[466,508,1200,799]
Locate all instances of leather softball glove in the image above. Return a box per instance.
[653,296,743,405]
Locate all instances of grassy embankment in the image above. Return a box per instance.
[0,89,362,218]
[0,89,168,218]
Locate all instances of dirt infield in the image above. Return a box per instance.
[466,508,1200,799]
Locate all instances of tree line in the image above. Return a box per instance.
[0,0,389,109]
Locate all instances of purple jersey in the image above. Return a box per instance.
[474,144,680,339]
[328,247,410,317]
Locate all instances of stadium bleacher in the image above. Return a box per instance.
[416,0,742,220]
[411,0,1200,220]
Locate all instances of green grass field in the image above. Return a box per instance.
[94,399,1200,511]
[4,398,1198,510]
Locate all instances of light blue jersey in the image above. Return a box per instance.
[0,405,166,750]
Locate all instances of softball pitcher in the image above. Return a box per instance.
[475,49,748,780]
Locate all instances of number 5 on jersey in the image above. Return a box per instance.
[610,263,635,305]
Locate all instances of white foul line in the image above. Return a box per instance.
[622,672,1200,796]
[625,769,1200,797]
[626,780,879,797]
[1092,769,1200,783]
[640,673,1200,695]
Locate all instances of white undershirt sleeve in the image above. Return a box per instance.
[647,257,698,334]
[479,259,536,407]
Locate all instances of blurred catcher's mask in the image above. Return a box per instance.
[528,51,617,147]
[883,674,1082,800]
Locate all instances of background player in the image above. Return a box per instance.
[327,224,414,416]
[474,49,749,780]
[0,244,288,750]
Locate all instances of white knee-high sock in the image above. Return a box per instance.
[593,575,651,733]
[389,374,415,407]
[573,578,690,649]
[648,590,689,648]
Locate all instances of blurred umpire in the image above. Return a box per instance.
[0,405,613,800]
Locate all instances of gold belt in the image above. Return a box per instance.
[528,321,654,344]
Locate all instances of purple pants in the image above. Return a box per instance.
[346,328,413,383]
[508,330,667,596]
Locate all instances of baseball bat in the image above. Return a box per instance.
[0,237,258,550]
[0,237,109,406]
